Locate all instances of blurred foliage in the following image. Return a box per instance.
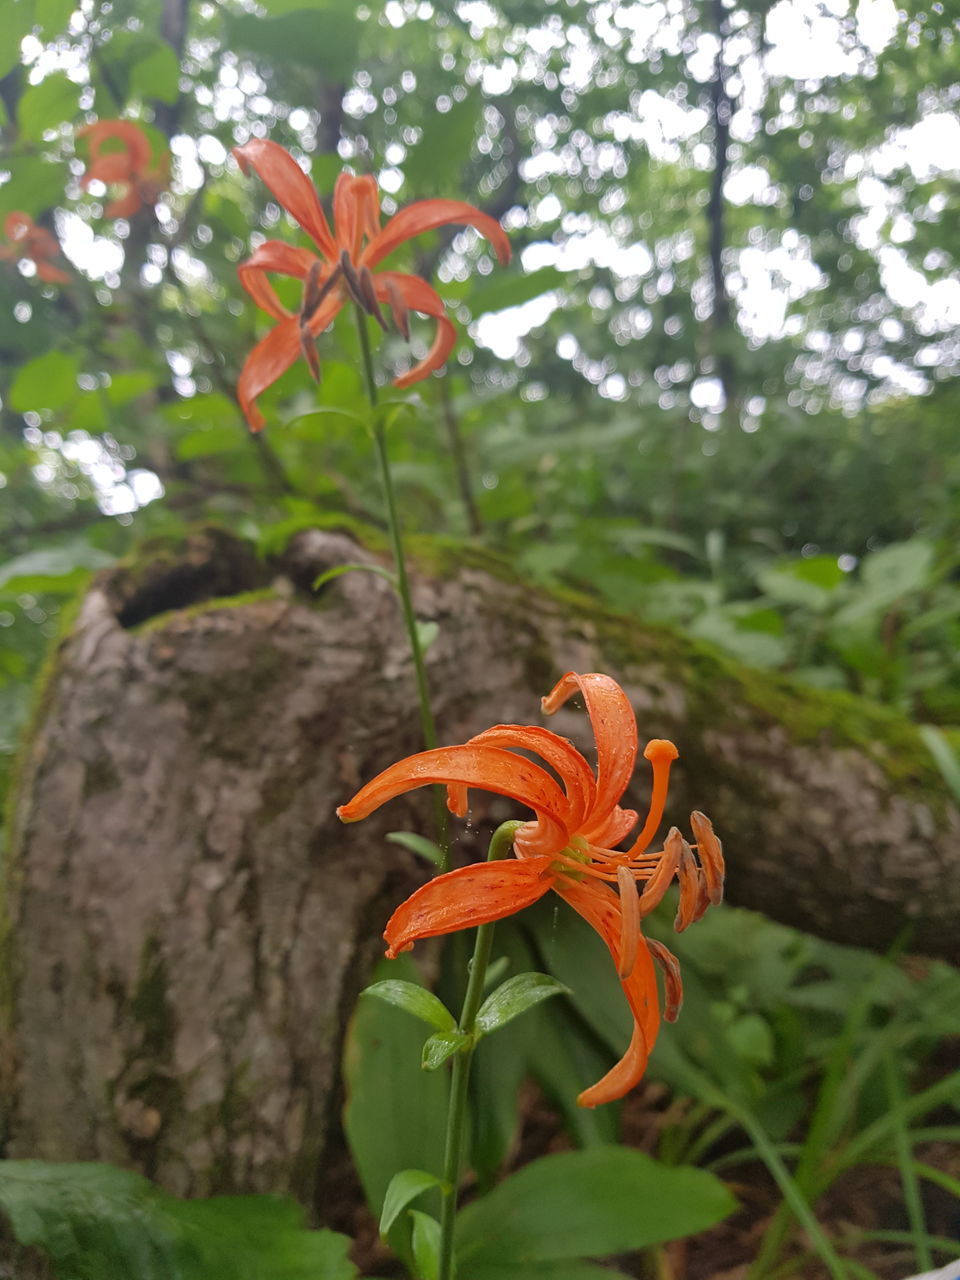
[2,0,959,775]
[2,0,960,1276]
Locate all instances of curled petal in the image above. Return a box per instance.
[79,120,153,177]
[587,805,638,849]
[647,939,683,1022]
[384,857,556,958]
[373,271,457,386]
[690,810,725,907]
[84,152,136,188]
[35,261,72,284]
[463,724,596,833]
[555,878,659,1106]
[237,318,302,432]
[577,1023,648,1110]
[4,212,33,241]
[362,197,510,270]
[638,827,682,915]
[233,139,337,259]
[104,189,143,220]
[238,240,321,320]
[673,834,700,933]
[542,672,639,839]
[337,743,573,854]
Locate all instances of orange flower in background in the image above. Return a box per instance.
[78,120,169,219]
[0,212,71,283]
[338,672,724,1108]
[232,138,511,431]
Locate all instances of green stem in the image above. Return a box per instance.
[437,821,521,1280]
[353,305,450,868]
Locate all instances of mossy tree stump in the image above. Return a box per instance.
[3,525,958,1203]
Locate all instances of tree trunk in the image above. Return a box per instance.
[3,525,957,1200]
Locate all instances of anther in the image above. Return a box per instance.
[617,865,640,980]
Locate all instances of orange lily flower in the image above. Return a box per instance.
[0,212,70,283]
[338,672,724,1108]
[231,138,511,431]
[78,120,169,219]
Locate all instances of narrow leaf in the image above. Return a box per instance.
[380,1170,446,1236]
[422,1029,470,1070]
[313,563,398,591]
[362,981,456,1033]
[386,832,445,868]
[409,1210,441,1280]
[475,973,570,1036]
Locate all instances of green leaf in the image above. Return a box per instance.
[415,619,439,652]
[757,556,843,609]
[175,425,246,461]
[403,95,478,194]
[409,1210,441,1280]
[468,267,567,316]
[918,725,960,805]
[35,0,76,36]
[127,44,180,104]
[18,73,79,141]
[386,832,445,868]
[0,156,70,220]
[455,1147,736,1266]
[343,954,449,1215]
[9,350,80,413]
[1,0,34,78]
[475,973,569,1036]
[363,981,456,1033]
[465,1264,632,1280]
[0,1160,358,1279]
[0,545,114,594]
[379,1170,446,1236]
[421,1029,470,1070]
[312,563,399,591]
[225,7,361,75]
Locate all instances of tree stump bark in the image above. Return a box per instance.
[3,524,958,1202]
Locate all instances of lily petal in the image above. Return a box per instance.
[82,152,136,188]
[542,672,639,839]
[79,120,153,176]
[554,877,660,1106]
[233,139,337,259]
[333,172,381,260]
[455,724,597,833]
[237,318,302,432]
[384,857,556,958]
[238,240,322,320]
[361,197,510,270]
[337,743,573,854]
[104,189,143,220]
[35,261,72,284]
[373,271,457,386]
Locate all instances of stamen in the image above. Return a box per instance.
[624,739,679,857]
[674,835,700,932]
[339,249,367,308]
[358,265,389,331]
[638,828,682,915]
[690,811,725,906]
[299,322,322,382]
[617,865,640,980]
[648,939,683,1021]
